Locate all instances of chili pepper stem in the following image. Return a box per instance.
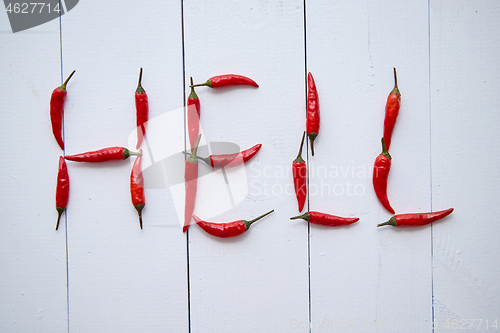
[123,148,143,159]
[60,70,76,92]
[182,151,210,165]
[55,207,65,230]
[295,131,306,162]
[381,138,391,160]
[308,133,318,156]
[243,210,274,229]
[190,80,211,88]
[136,68,145,93]
[188,77,198,98]
[135,204,144,229]
[129,151,143,156]
[290,212,309,221]
[377,216,397,227]
[187,135,202,163]
[391,67,400,95]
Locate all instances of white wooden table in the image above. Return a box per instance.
[1,1,499,332]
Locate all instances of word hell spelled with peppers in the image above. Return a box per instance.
[49,69,453,236]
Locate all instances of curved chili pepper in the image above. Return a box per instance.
[182,143,262,168]
[187,77,201,150]
[130,149,145,229]
[191,74,259,88]
[50,70,75,150]
[65,147,142,162]
[55,156,69,230]
[383,68,401,151]
[184,135,201,233]
[192,210,274,238]
[135,68,149,149]
[306,72,320,156]
[377,208,454,227]
[293,132,307,212]
[290,211,359,227]
[373,138,395,214]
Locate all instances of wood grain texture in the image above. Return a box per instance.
[0,16,67,332]
[430,0,500,330]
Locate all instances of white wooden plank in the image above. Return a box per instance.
[2,1,499,331]
[307,0,432,331]
[184,0,310,331]
[430,1,500,330]
[0,16,67,332]
[61,1,188,331]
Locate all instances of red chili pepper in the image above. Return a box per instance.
[191,74,259,88]
[192,210,274,238]
[306,72,320,156]
[182,143,262,168]
[184,135,201,233]
[50,70,75,150]
[130,149,145,229]
[383,68,401,151]
[65,147,142,162]
[377,208,454,227]
[373,138,395,214]
[293,132,307,212]
[290,211,359,227]
[187,77,201,150]
[55,156,69,230]
[135,68,149,149]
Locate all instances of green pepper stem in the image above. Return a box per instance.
[391,67,400,95]
[393,68,398,89]
[308,133,318,156]
[243,210,274,229]
[290,212,309,221]
[135,205,144,229]
[182,151,210,165]
[190,79,211,88]
[60,70,76,91]
[188,77,198,99]
[295,131,306,162]
[377,216,397,227]
[187,135,202,163]
[381,138,391,160]
[136,68,145,93]
[128,151,143,156]
[55,207,65,230]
